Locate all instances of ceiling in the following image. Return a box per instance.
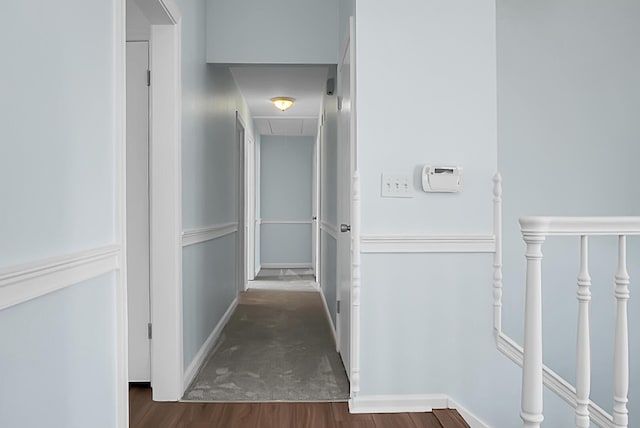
[230,65,329,137]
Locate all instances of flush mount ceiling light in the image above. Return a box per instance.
[271,97,295,112]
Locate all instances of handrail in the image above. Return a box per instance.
[519,216,640,236]
[519,215,637,428]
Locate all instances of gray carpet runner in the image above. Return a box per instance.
[183,289,349,402]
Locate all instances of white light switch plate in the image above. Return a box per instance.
[381,173,413,198]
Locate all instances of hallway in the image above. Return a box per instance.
[183,286,349,401]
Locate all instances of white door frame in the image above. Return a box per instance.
[312,127,321,280]
[247,135,256,282]
[348,14,361,400]
[236,112,248,293]
[131,0,184,401]
[336,17,360,400]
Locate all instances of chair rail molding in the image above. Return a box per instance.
[359,235,495,253]
[0,245,121,311]
[181,222,238,247]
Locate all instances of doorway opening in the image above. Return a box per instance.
[126,0,183,401]
[181,63,353,402]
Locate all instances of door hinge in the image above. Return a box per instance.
[147,323,152,339]
[146,69,151,87]
[337,300,341,314]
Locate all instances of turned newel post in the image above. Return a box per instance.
[521,233,545,428]
[613,235,630,428]
[575,235,592,428]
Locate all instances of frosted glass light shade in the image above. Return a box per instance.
[271,97,295,111]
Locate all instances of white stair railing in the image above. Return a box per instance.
[519,217,640,428]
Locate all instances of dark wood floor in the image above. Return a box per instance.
[130,385,469,428]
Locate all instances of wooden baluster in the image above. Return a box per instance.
[613,235,630,428]
[521,234,545,428]
[493,173,503,334]
[576,235,591,428]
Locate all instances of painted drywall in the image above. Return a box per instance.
[357,1,497,236]
[206,0,339,64]
[0,274,117,428]
[498,0,640,421]
[176,0,254,372]
[183,235,237,368]
[260,135,314,265]
[338,0,355,55]
[0,1,120,426]
[352,1,542,426]
[0,0,116,269]
[127,0,151,41]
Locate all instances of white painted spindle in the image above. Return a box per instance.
[613,235,630,428]
[521,234,545,428]
[493,173,503,334]
[575,235,591,428]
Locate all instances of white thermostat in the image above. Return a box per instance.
[422,165,463,192]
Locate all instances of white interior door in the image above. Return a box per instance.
[236,116,247,293]
[126,41,151,382]
[337,31,353,376]
[311,132,320,278]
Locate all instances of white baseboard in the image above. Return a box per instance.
[349,394,449,414]
[183,297,238,391]
[349,394,490,428]
[260,263,313,269]
[448,397,492,428]
[319,285,337,348]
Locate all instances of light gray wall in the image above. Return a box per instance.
[126,1,151,41]
[354,1,532,427]
[0,275,117,428]
[0,1,116,269]
[338,0,355,56]
[206,0,339,64]
[177,0,254,370]
[0,1,119,425]
[260,136,314,265]
[498,0,640,421]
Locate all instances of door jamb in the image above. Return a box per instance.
[131,0,184,401]
[236,111,249,293]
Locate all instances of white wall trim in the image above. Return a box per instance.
[349,394,449,414]
[496,332,614,428]
[349,394,490,427]
[321,221,339,240]
[319,286,337,347]
[260,263,313,269]
[360,235,496,253]
[114,0,128,424]
[183,297,238,391]
[0,245,121,311]
[261,220,313,225]
[181,222,238,247]
[145,0,184,401]
[447,397,493,428]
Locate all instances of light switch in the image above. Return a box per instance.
[381,173,413,198]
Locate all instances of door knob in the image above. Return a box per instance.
[340,224,351,232]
